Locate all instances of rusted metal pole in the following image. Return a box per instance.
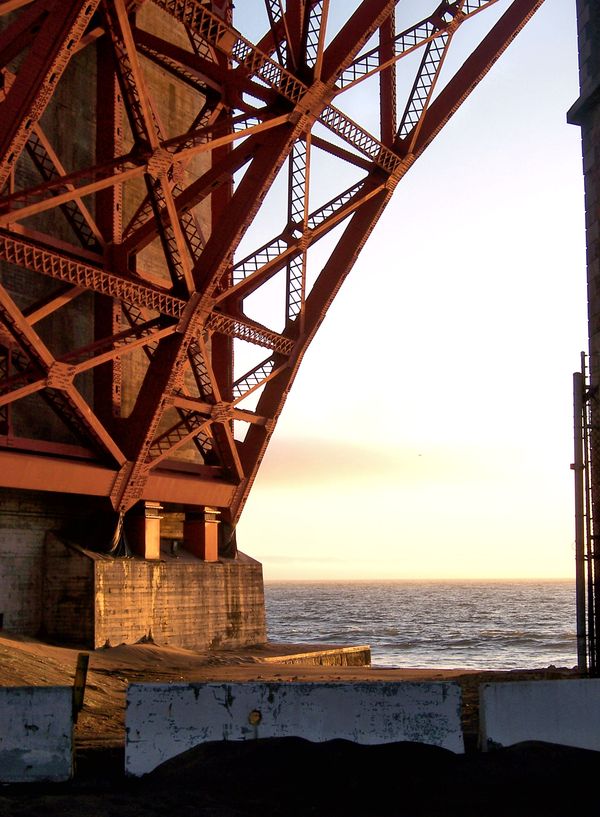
[72,652,89,724]
[573,367,587,673]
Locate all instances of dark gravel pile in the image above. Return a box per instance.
[1,738,599,817]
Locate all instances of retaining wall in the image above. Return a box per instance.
[480,679,600,751]
[125,681,464,776]
[0,686,73,783]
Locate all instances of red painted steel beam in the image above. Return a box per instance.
[133,26,279,107]
[0,231,186,317]
[0,0,100,190]
[95,32,123,426]
[0,2,51,70]
[232,183,394,523]
[0,446,236,505]
[0,156,143,225]
[119,135,260,254]
[0,0,545,529]
[225,0,547,524]
[0,447,117,495]
[379,12,397,146]
[25,124,104,249]
[194,124,301,293]
[0,0,38,13]
[23,284,84,325]
[410,0,545,156]
[110,121,302,512]
[284,0,305,70]
[320,0,396,84]
[0,281,127,464]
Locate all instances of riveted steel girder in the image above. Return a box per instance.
[0,0,544,527]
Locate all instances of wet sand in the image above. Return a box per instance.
[0,634,592,816]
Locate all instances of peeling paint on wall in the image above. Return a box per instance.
[0,687,73,782]
[125,681,464,776]
[480,679,600,751]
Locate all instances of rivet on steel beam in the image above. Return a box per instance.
[211,402,231,423]
[46,362,76,390]
[146,147,173,180]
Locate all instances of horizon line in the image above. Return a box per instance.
[263,576,574,583]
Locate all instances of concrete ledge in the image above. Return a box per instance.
[480,680,600,751]
[125,681,464,776]
[261,645,371,666]
[0,687,73,782]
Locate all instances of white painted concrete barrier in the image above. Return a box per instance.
[480,679,600,751]
[0,687,73,782]
[125,681,464,776]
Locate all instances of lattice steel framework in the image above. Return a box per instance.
[0,0,544,536]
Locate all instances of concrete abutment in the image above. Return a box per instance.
[0,489,266,650]
[0,3,267,652]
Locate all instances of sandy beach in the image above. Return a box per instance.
[0,633,593,816]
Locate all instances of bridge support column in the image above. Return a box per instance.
[183,508,220,561]
[128,502,163,561]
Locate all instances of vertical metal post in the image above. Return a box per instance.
[72,652,89,724]
[582,353,597,674]
[574,367,587,672]
[593,380,600,676]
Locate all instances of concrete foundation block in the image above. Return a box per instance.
[125,681,464,776]
[0,687,73,782]
[480,679,600,751]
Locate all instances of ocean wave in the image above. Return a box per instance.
[265,580,577,670]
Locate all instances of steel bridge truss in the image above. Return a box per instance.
[0,0,544,534]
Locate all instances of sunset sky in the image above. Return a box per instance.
[234,0,587,580]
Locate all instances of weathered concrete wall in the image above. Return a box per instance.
[125,681,464,776]
[42,536,94,645]
[0,687,73,783]
[261,645,371,667]
[0,490,96,634]
[95,555,266,650]
[480,679,600,751]
[42,542,266,649]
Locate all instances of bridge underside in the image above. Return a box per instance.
[0,0,543,644]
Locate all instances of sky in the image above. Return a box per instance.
[233,0,588,581]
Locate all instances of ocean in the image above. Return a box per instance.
[264,580,577,670]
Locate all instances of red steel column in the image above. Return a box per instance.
[183,508,220,561]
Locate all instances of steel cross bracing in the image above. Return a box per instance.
[0,0,544,533]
